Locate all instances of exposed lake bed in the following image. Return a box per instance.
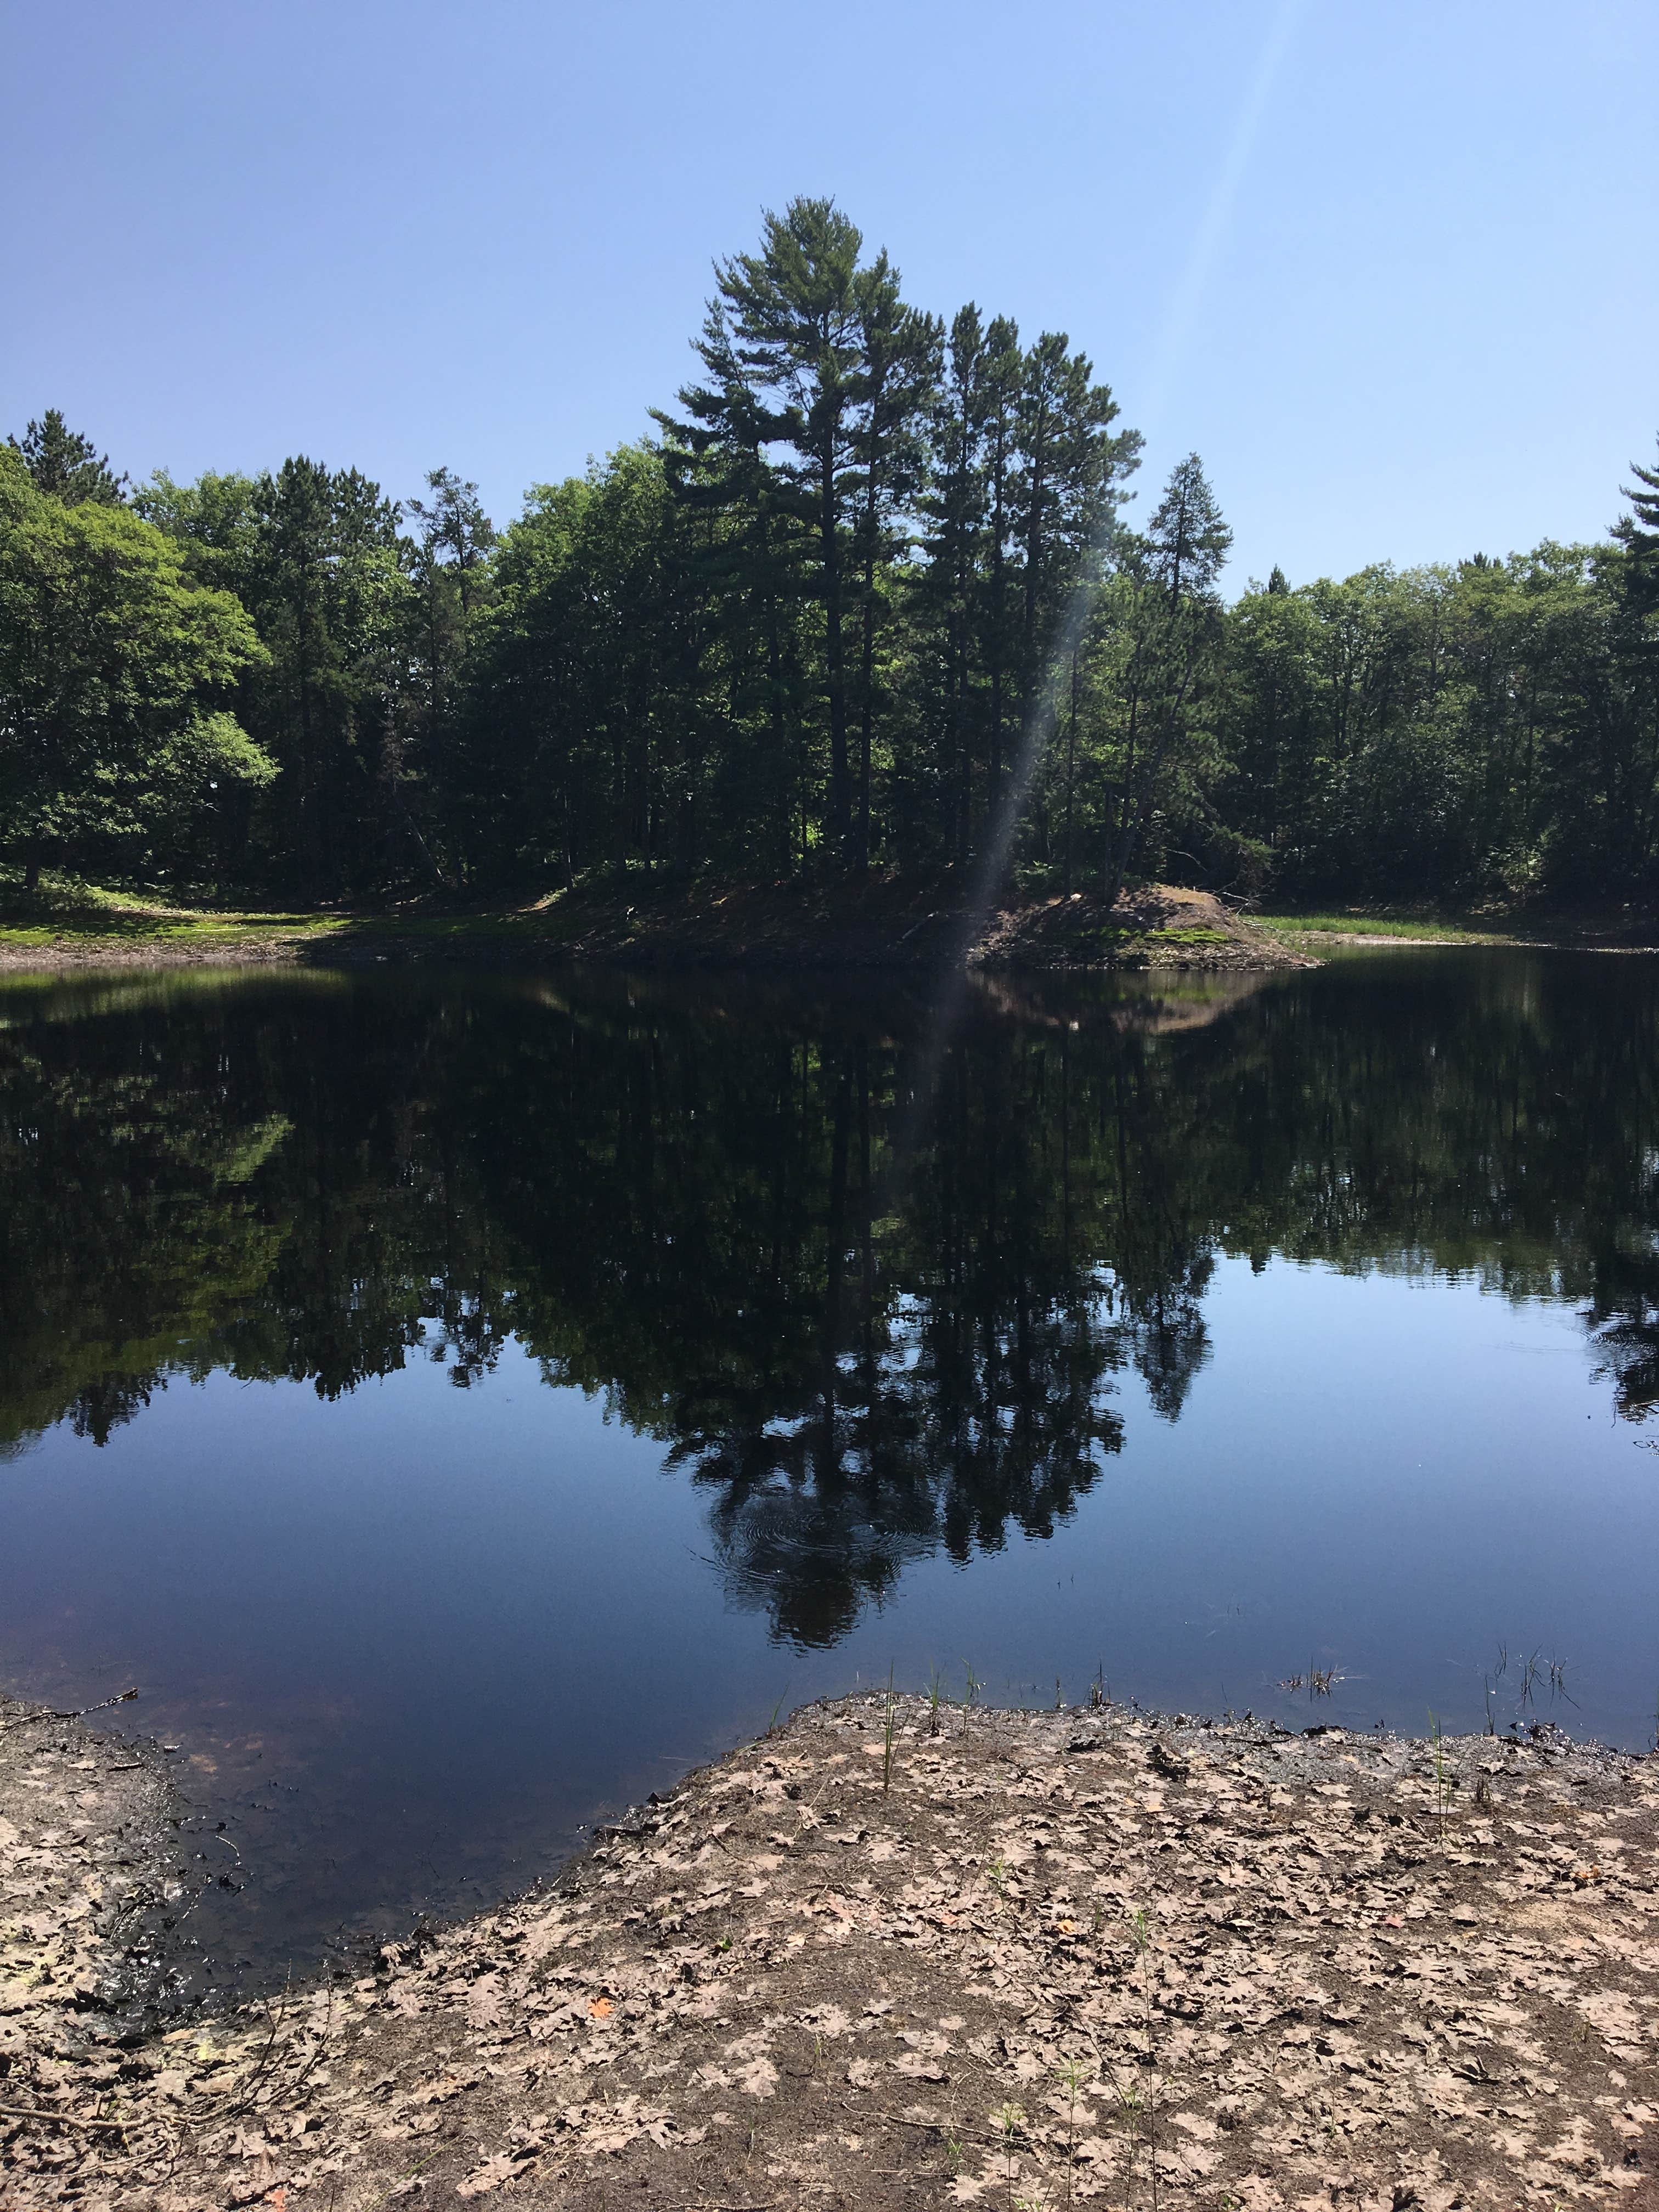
[8,1686,1658,2210]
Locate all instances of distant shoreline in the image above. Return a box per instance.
[8,879,1659,980]
[0,879,1314,977]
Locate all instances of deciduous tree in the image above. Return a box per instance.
[0,447,272,890]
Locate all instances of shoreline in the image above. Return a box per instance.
[9,880,1659,981]
[0,883,1312,978]
[7,1690,1657,2209]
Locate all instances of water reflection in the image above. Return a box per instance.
[5,951,1659,1656]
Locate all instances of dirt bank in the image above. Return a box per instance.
[0,881,1310,977]
[8,1692,1658,2210]
[532,881,1308,974]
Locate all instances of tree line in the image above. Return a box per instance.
[4,196,1657,909]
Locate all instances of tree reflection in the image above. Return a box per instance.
[3,954,1657,1643]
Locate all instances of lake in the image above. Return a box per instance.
[4,950,1657,1991]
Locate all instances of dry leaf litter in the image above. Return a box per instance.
[4,1690,1658,2210]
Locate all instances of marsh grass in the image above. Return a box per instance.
[1429,1710,1452,1835]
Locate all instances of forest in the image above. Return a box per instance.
[3,197,1658,913]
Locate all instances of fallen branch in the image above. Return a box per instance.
[0,2103,134,2133]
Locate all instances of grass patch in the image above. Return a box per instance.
[1253,909,1521,945]
[0,879,346,951]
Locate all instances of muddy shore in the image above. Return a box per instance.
[5,1690,1658,2210]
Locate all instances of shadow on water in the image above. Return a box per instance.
[4,948,1659,1982]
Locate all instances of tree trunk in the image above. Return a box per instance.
[1063,643,1079,896]
[855,354,890,875]
[857,532,877,872]
[987,419,1009,819]
[821,449,850,861]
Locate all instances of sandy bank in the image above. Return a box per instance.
[6,1692,1656,2210]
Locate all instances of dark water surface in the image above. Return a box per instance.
[4,951,1658,1987]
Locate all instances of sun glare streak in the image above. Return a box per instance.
[1138,0,1306,444]
[885,1,1303,1183]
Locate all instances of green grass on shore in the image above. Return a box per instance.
[0,881,343,950]
[1254,904,1659,950]
[4,878,1654,964]
[0,877,622,960]
[1252,910,1522,945]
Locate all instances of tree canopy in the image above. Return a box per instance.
[3,202,1657,910]
[8,409,129,507]
[0,447,273,890]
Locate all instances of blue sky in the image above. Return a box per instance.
[5,0,1654,588]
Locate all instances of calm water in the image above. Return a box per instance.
[4,951,1658,1987]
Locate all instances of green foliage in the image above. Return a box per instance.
[0,448,273,889]
[137,455,417,896]
[1613,435,1659,607]
[8,222,1658,911]
[1216,538,1659,900]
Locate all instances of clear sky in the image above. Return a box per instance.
[5,0,1654,589]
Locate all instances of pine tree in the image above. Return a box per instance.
[1011,330,1139,866]
[9,410,128,506]
[1613,438,1659,557]
[693,199,866,859]
[1613,437,1659,606]
[1146,453,1232,605]
[244,458,405,896]
[1101,455,1231,905]
[850,256,939,866]
[979,317,1024,820]
[656,298,816,871]
[407,469,496,647]
[916,306,992,861]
